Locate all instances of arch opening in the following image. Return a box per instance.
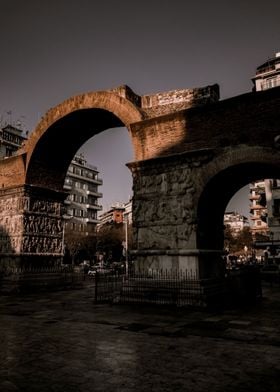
[25,108,125,191]
[197,162,280,252]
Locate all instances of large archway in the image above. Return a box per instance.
[1,83,280,302]
[23,88,144,191]
[0,86,147,274]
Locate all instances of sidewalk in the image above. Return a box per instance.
[0,283,280,392]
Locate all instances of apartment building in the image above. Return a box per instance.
[252,52,280,91]
[97,199,132,228]
[63,154,103,234]
[224,211,249,236]
[250,52,280,248]
[0,124,27,158]
[249,181,269,238]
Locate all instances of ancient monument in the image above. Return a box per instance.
[1,83,280,295]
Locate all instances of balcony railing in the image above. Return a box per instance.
[63,183,72,190]
[86,204,102,210]
[261,77,280,90]
[86,217,99,224]
[87,190,103,197]
[68,172,103,185]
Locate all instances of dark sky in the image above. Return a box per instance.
[1,0,279,213]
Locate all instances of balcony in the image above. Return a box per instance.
[62,214,73,220]
[250,204,264,210]
[68,172,103,185]
[63,183,72,191]
[86,204,102,210]
[249,194,260,201]
[86,217,99,224]
[87,190,103,197]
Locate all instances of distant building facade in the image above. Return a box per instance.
[98,199,132,228]
[224,211,249,236]
[252,52,280,91]
[63,154,103,234]
[0,124,27,158]
[264,179,280,242]
[249,181,269,238]
[250,52,280,246]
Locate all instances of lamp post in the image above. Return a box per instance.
[270,231,275,264]
[123,216,129,276]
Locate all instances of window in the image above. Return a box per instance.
[74,167,81,176]
[89,185,97,192]
[263,76,280,90]
[5,147,14,156]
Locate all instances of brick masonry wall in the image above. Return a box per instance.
[131,87,280,161]
[0,154,26,188]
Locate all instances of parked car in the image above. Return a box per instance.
[88,265,113,276]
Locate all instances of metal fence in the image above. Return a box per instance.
[0,265,87,293]
[93,270,223,308]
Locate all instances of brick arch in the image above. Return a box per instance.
[22,89,144,191]
[196,146,280,250]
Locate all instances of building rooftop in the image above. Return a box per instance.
[255,52,280,75]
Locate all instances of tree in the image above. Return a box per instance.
[97,222,124,262]
[64,231,97,265]
[96,222,133,263]
[224,226,253,254]
[224,225,236,252]
[236,226,253,250]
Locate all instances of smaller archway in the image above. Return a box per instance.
[197,161,280,252]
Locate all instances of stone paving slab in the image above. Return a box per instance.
[0,285,280,391]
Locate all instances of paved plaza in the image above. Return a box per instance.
[0,282,280,392]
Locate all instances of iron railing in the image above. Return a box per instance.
[93,270,223,308]
[0,265,86,292]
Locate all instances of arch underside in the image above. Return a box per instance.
[25,108,124,191]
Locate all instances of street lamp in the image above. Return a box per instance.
[270,231,275,264]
